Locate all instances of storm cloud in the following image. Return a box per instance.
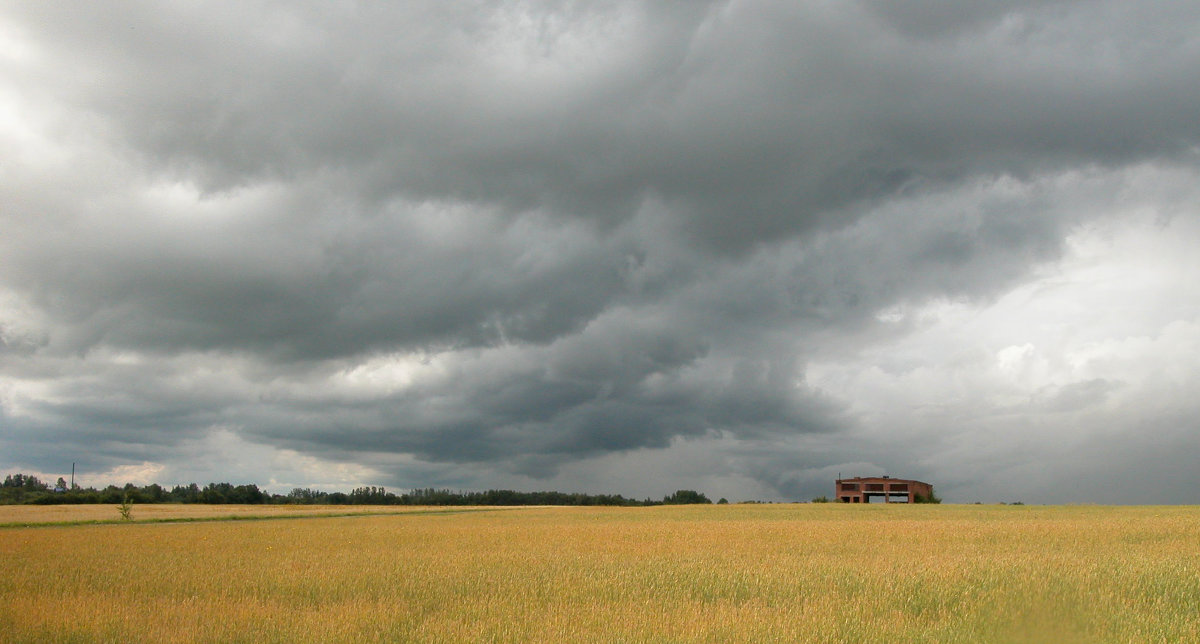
[4,1,1200,502]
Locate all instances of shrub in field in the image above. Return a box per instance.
[117,493,133,521]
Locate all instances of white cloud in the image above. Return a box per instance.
[807,193,1200,502]
[166,427,385,493]
[91,461,166,488]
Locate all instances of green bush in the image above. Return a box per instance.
[117,493,134,521]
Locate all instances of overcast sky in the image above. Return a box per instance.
[3,1,1200,503]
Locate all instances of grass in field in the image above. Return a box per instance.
[0,503,488,527]
[3,504,1199,642]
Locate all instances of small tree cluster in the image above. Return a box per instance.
[662,490,712,505]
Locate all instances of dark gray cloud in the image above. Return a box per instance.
[16,2,1200,243]
[3,1,1200,501]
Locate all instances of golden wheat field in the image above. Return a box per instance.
[0,502,466,526]
[2,503,1198,643]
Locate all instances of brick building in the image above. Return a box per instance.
[835,476,933,503]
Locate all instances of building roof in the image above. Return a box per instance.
[836,476,932,486]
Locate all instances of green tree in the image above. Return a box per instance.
[663,490,712,505]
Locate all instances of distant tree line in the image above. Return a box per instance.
[1,473,712,507]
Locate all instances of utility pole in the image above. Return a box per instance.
[71,462,75,490]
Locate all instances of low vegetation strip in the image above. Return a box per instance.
[0,503,500,527]
[3,473,708,506]
[4,504,1199,642]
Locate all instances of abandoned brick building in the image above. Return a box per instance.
[835,476,934,503]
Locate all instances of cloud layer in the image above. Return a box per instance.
[3,1,1200,502]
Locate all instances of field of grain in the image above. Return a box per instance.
[0,502,473,526]
[3,504,1198,643]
